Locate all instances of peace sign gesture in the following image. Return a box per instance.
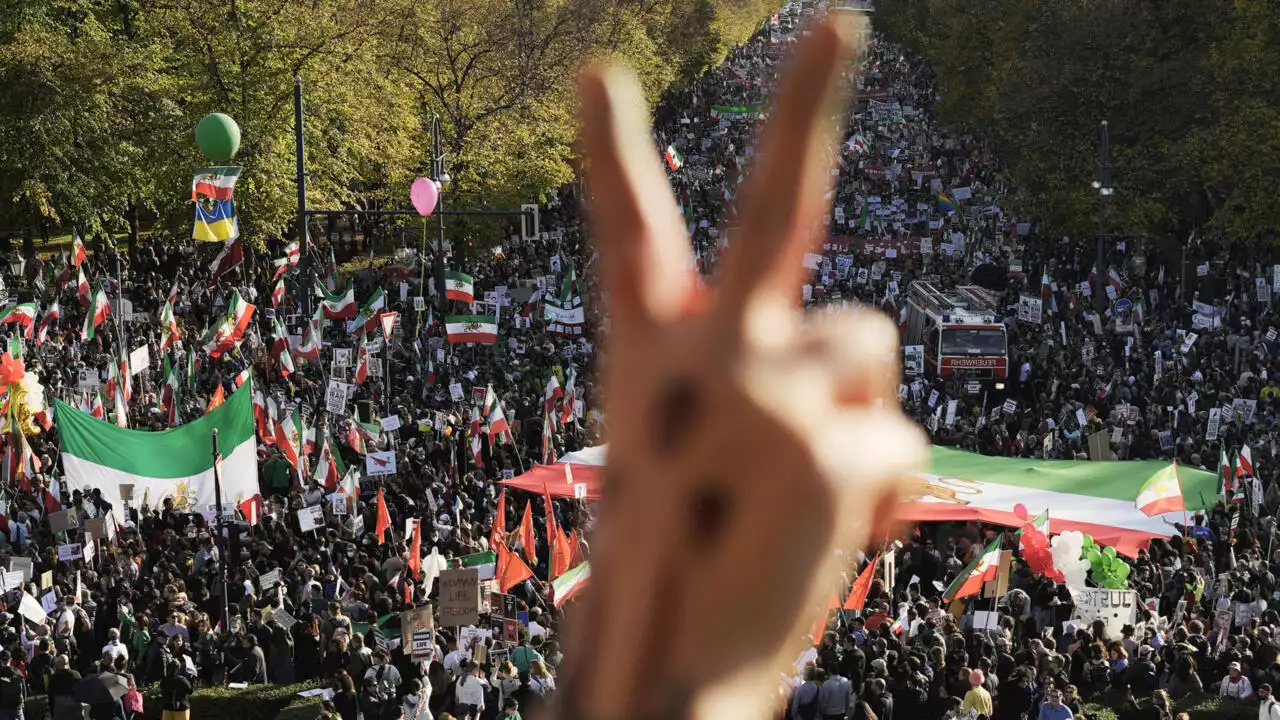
[555,14,926,720]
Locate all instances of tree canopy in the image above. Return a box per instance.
[876,0,1280,246]
[0,0,781,244]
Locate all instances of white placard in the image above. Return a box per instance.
[1180,332,1198,354]
[366,451,397,476]
[333,348,352,367]
[1002,399,1018,414]
[326,380,349,416]
[927,390,939,408]
[449,383,464,402]
[18,592,46,624]
[1016,296,1042,325]
[56,543,82,562]
[328,493,349,516]
[945,400,958,428]
[297,505,325,533]
[259,570,280,591]
[129,345,150,374]
[1206,408,1222,441]
[380,415,402,432]
[1067,586,1138,640]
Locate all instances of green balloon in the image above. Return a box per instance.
[1082,535,1095,549]
[1102,546,1117,560]
[1085,548,1102,568]
[1115,561,1131,580]
[196,113,241,161]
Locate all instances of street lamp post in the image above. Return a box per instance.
[1093,120,1113,311]
[429,116,452,313]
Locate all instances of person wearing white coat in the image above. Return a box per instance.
[401,678,433,720]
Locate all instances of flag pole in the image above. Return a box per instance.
[211,427,230,634]
[1173,459,1188,530]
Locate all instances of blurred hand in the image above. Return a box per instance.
[556,13,927,720]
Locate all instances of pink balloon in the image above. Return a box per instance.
[410,177,439,217]
[1014,503,1029,520]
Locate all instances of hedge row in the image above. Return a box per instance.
[23,681,325,720]
[1085,694,1254,720]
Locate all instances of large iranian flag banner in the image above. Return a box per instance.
[502,444,1219,557]
[905,447,1218,556]
[56,380,259,516]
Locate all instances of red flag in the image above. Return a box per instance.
[497,542,534,593]
[375,489,391,545]
[551,525,573,579]
[490,490,507,551]
[541,482,558,552]
[843,554,880,611]
[205,385,225,414]
[518,501,536,564]
[407,519,422,579]
[567,530,584,567]
[807,592,840,642]
[541,480,569,579]
[238,494,264,526]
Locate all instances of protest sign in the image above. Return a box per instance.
[412,629,435,662]
[328,493,348,516]
[380,415,401,432]
[1067,586,1138,639]
[48,511,77,534]
[297,505,325,533]
[903,346,924,376]
[366,451,397,476]
[56,543,82,562]
[1016,296,1042,325]
[260,570,281,592]
[400,604,435,647]
[439,568,480,627]
[1206,408,1222,441]
[9,557,32,582]
[18,592,46,624]
[325,381,349,416]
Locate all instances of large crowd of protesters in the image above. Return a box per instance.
[0,2,1272,720]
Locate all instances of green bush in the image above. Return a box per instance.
[25,681,322,720]
[1085,693,1259,720]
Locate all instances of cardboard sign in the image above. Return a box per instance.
[48,511,77,535]
[449,383,464,402]
[366,451,397,476]
[380,415,401,432]
[400,604,435,647]
[9,557,32,582]
[297,505,325,533]
[439,568,481,627]
[1067,586,1138,639]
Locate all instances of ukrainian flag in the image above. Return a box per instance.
[193,199,240,242]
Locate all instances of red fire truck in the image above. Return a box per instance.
[905,281,1009,382]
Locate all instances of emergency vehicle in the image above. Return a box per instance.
[904,281,1009,381]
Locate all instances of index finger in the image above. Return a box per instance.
[579,65,696,341]
[715,16,864,332]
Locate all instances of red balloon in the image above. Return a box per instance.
[1021,523,1037,536]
